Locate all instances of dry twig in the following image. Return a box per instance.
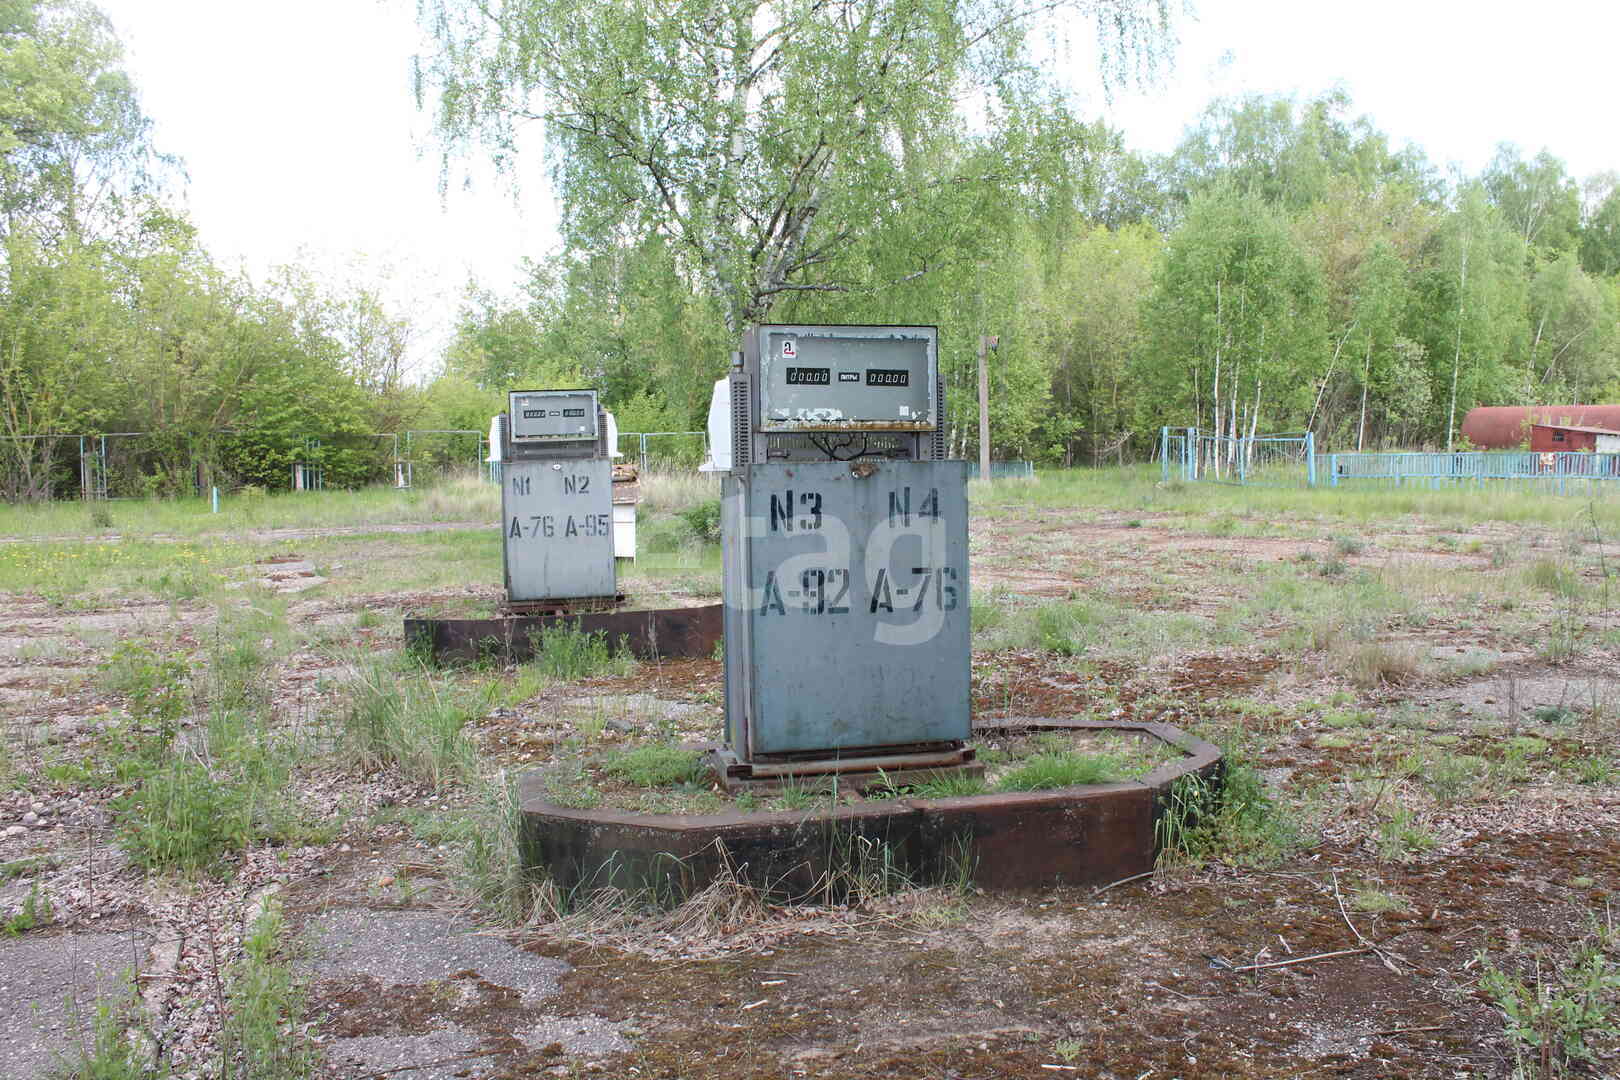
[1224,947,1372,973]
[1332,870,1404,975]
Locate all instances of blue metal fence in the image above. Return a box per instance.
[1161,427,1316,488]
[1159,431,1620,496]
[968,461,1036,480]
[1321,450,1620,495]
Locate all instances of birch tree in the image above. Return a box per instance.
[0,0,155,241]
[1140,188,1323,454]
[415,0,1176,329]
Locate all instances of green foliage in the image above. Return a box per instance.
[52,997,159,1080]
[1572,755,1617,785]
[543,765,603,810]
[1526,558,1581,597]
[7,0,1620,504]
[906,772,991,799]
[526,627,634,681]
[1349,886,1410,914]
[111,758,253,873]
[339,659,479,789]
[993,751,1126,792]
[1484,145,1582,255]
[218,899,319,1080]
[602,745,703,789]
[1156,754,1300,868]
[0,0,153,235]
[1376,806,1437,861]
[1424,752,1483,805]
[454,779,532,922]
[2,881,52,936]
[1034,602,1103,656]
[986,595,1213,658]
[1477,927,1620,1078]
[677,500,722,545]
[419,0,1175,331]
[1141,187,1325,444]
[99,639,190,737]
[970,590,1009,635]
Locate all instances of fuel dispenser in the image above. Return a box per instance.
[500,389,616,609]
[714,325,971,785]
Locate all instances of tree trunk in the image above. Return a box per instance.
[1447,226,1470,452]
[1357,339,1372,452]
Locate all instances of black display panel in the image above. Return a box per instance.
[865,368,910,387]
[785,367,831,385]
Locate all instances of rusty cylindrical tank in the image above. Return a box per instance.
[1460,405,1620,449]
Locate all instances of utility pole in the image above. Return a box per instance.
[977,334,998,481]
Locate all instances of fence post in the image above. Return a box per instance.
[1306,432,1316,487]
[1329,454,1338,488]
[1160,427,1169,484]
[1185,427,1196,483]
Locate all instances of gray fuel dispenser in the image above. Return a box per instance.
[500,389,616,608]
[715,325,971,785]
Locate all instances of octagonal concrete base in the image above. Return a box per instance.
[518,719,1221,899]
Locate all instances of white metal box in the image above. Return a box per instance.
[508,389,599,443]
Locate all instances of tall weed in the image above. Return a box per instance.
[219,899,319,1079]
[340,658,479,788]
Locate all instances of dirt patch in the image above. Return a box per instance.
[4,492,1619,1077]
[1421,669,1619,723]
[240,554,327,593]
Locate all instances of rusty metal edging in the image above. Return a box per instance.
[518,718,1223,896]
[404,603,722,664]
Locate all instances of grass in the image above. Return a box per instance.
[338,656,480,789]
[1376,805,1438,861]
[112,758,255,873]
[907,771,991,798]
[0,470,501,541]
[637,469,720,517]
[601,744,704,788]
[217,899,319,1079]
[1424,752,1485,805]
[10,460,1620,1068]
[451,776,534,922]
[526,626,636,681]
[1336,639,1424,688]
[1350,885,1411,914]
[51,995,157,1080]
[981,595,1217,658]
[970,463,1620,534]
[993,750,1133,791]
[1525,557,1582,598]
[2,882,52,935]
[53,602,324,874]
[1156,750,1301,868]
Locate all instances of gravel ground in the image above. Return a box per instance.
[0,930,146,1078]
[301,909,569,997]
[322,1030,486,1080]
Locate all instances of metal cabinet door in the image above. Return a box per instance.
[502,458,616,602]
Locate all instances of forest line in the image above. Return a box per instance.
[4,0,1619,499]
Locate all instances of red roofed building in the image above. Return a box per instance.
[1461,405,1620,449]
[1529,423,1620,454]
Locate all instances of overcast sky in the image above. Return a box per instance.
[96,0,1620,371]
